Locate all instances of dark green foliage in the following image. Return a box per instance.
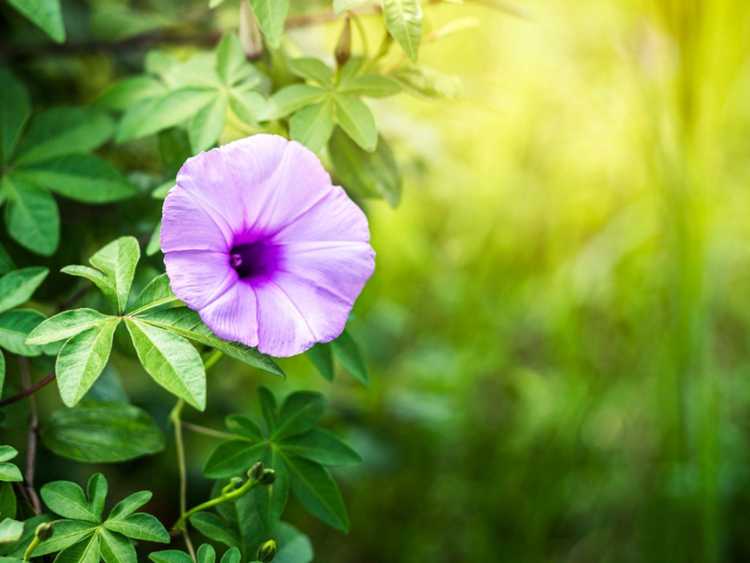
[203,388,360,532]
[0,0,479,560]
[17,474,169,562]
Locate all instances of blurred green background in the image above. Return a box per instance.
[6,0,750,561]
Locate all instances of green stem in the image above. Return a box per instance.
[181,421,237,441]
[170,399,196,561]
[22,536,40,561]
[172,474,261,533]
[203,349,223,370]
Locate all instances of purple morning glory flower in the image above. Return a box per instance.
[161,134,375,357]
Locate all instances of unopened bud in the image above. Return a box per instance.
[335,17,352,67]
[35,522,54,541]
[240,0,264,58]
[257,539,277,562]
[258,469,276,486]
[248,461,264,481]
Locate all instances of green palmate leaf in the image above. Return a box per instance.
[87,474,108,521]
[0,519,23,545]
[249,0,289,49]
[55,319,120,407]
[219,547,241,563]
[116,88,215,142]
[14,108,113,166]
[40,481,99,522]
[54,532,100,563]
[216,34,247,86]
[288,58,333,86]
[0,465,21,484]
[226,414,263,440]
[97,77,168,111]
[26,309,112,346]
[42,402,165,463]
[125,318,206,410]
[0,484,15,520]
[196,544,215,563]
[0,449,17,471]
[108,491,153,521]
[150,551,192,563]
[15,155,137,203]
[152,182,173,200]
[129,274,178,315]
[333,94,377,152]
[338,57,366,82]
[332,329,368,384]
[258,386,278,432]
[280,429,361,466]
[306,344,334,381]
[282,455,349,531]
[0,309,45,356]
[337,74,401,98]
[103,513,169,543]
[84,367,128,403]
[0,267,48,314]
[289,101,335,153]
[61,266,116,306]
[189,95,228,152]
[275,392,325,440]
[228,88,267,125]
[135,308,283,377]
[98,528,137,563]
[0,514,46,556]
[0,68,30,164]
[32,520,96,556]
[89,4,174,42]
[189,513,240,549]
[3,176,59,256]
[382,0,423,62]
[0,244,15,275]
[273,523,313,563]
[203,441,266,479]
[90,237,141,313]
[390,65,461,98]
[0,351,4,397]
[330,129,401,207]
[7,0,65,42]
[264,85,326,120]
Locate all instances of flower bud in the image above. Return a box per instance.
[258,468,276,486]
[240,0,263,58]
[35,522,54,541]
[335,17,352,67]
[257,539,277,562]
[248,461,264,481]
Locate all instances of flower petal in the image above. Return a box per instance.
[161,187,230,252]
[254,280,318,357]
[164,250,236,310]
[199,280,259,347]
[191,135,334,237]
[272,186,370,243]
[177,134,289,234]
[277,241,375,307]
[254,241,374,357]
